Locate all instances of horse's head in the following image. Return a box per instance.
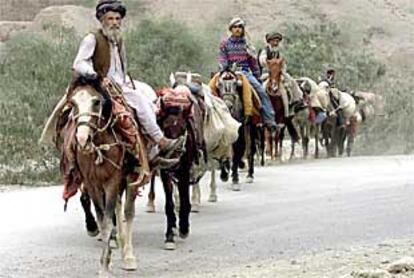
[157,86,193,139]
[217,70,243,118]
[267,58,284,93]
[68,77,112,150]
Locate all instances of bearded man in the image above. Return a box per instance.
[218,17,277,129]
[258,31,303,119]
[73,0,184,167]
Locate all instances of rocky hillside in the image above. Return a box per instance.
[0,0,413,74]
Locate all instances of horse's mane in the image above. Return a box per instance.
[70,75,106,96]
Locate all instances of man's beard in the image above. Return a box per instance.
[102,25,122,44]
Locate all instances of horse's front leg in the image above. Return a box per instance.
[302,127,309,159]
[80,190,99,237]
[191,183,201,213]
[178,169,191,239]
[246,125,256,183]
[98,185,119,276]
[346,126,354,157]
[121,184,138,270]
[314,126,320,159]
[161,171,177,250]
[146,173,156,213]
[208,166,218,202]
[268,127,275,160]
[259,126,266,166]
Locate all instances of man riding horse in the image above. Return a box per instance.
[259,31,304,120]
[42,0,186,186]
[217,17,277,131]
[258,31,304,145]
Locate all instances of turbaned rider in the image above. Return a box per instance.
[72,0,185,171]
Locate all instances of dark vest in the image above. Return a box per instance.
[92,29,125,78]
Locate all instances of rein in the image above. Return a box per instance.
[70,95,125,169]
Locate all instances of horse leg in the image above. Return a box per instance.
[177,169,191,239]
[80,190,99,237]
[161,171,177,250]
[246,125,256,183]
[259,126,266,166]
[208,166,218,202]
[220,158,230,182]
[191,183,201,213]
[231,130,245,190]
[115,194,125,251]
[231,147,241,190]
[121,184,137,271]
[314,126,319,159]
[268,128,274,160]
[146,173,156,213]
[99,185,119,275]
[346,128,354,157]
[303,127,309,159]
[338,127,346,156]
[278,127,285,161]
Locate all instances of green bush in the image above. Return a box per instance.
[125,19,206,87]
[279,23,386,90]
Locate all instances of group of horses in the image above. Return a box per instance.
[61,58,378,276]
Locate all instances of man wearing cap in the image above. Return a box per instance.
[72,0,184,167]
[325,68,336,88]
[259,31,303,119]
[218,17,277,129]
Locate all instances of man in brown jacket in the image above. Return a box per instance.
[72,0,184,165]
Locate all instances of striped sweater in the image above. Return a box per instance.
[218,36,260,78]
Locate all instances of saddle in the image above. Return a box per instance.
[59,81,151,205]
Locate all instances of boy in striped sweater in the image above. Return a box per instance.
[218,17,276,129]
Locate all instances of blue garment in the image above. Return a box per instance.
[243,70,276,127]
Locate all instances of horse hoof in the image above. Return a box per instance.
[246,176,254,184]
[231,182,241,191]
[122,257,137,271]
[164,241,176,250]
[220,172,229,182]
[98,270,110,278]
[179,230,190,239]
[191,204,200,213]
[208,195,217,202]
[109,238,119,250]
[145,204,156,213]
[87,229,99,237]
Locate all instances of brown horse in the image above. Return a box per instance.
[265,59,310,160]
[62,76,139,274]
[265,58,289,160]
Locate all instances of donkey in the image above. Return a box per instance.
[156,85,206,250]
[216,69,258,190]
[61,76,140,274]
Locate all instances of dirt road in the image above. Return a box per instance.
[1,155,413,277]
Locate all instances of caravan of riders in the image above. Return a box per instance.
[39,0,380,274]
